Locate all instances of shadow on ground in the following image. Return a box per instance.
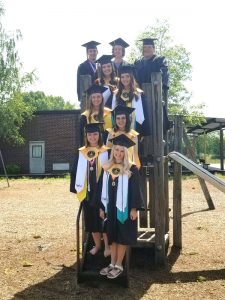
[12,247,225,300]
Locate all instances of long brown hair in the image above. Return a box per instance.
[87,94,104,123]
[116,73,139,103]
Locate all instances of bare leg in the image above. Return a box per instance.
[110,242,117,265]
[90,232,101,255]
[103,233,111,257]
[115,243,127,267]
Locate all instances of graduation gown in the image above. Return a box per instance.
[77,60,97,100]
[99,165,144,245]
[111,91,151,137]
[134,55,169,88]
[112,59,129,78]
[106,128,141,168]
[79,108,112,146]
[134,56,170,133]
[70,147,108,232]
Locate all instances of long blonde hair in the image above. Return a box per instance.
[104,145,131,177]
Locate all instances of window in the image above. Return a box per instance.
[32,145,42,158]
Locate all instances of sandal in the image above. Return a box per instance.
[107,265,123,279]
[100,263,115,276]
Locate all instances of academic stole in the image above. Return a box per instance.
[101,170,129,223]
[111,93,144,126]
[75,151,106,201]
[81,108,112,131]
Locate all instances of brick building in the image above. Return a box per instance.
[0,110,80,174]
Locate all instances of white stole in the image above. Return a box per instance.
[132,93,145,125]
[75,152,87,193]
[111,93,145,125]
[75,151,108,193]
[101,171,128,213]
[103,86,111,104]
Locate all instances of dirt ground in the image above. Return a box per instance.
[0,176,225,300]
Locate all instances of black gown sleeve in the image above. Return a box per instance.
[77,64,82,101]
[70,154,79,193]
[79,115,87,147]
[129,165,144,210]
[140,93,151,136]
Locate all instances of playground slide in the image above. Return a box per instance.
[168,151,225,194]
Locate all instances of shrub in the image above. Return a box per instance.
[5,163,21,174]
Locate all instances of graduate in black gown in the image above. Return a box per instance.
[111,65,151,137]
[77,40,100,101]
[109,38,130,78]
[70,123,110,256]
[134,38,170,132]
[79,84,112,147]
[106,105,141,169]
[99,134,144,279]
[95,54,118,108]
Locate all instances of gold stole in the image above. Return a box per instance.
[81,108,112,130]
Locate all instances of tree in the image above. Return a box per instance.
[22,91,75,110]
[128,19,205,123]
[0,3,36,145]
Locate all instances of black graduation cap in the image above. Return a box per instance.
[119,65,135,75]
[109,38,129,48]
[113,104,135,116]
[86,84,108,95]
[85,122,103,133]
[109,134,135,148]
[81,40,100,50]
[96,55,114,65]
[140,38,157,46]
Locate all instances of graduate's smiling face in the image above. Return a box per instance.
[113,145,125,163]
[115,114,127,131]
[102,63,113,77]
[91,93,103,108]
[143,45,155,59]
[87,48,98,61]
[86,132,99,147]
[113,45,124,59]
[120,73,131,88]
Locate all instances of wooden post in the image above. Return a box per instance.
[142,83,155,228]
[0,150,9,187]
[220,126,224,171]
[183,129,215,210]
[173,116,182,248]
[79,75,92,112]
[151,73,165,265]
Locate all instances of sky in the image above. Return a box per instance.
[2,0,225,117]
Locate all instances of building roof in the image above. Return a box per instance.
[186,117,225,135]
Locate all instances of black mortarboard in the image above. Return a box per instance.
[96,55,114,65]
[113,104,135,116]
[140,38,157,46]
[109,134,135,148]
[81,40,100,50]
[119,65,135,75]
[86,84,108,95]
[85,122,103,133]
[109,38,129,48]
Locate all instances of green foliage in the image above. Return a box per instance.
[5,163,21,174]
[22,91,75,110]
[0,3,36,145]
[128,19,205,122]
[196,131,225,159]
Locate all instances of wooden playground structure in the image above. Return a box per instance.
[76,73,225,287]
